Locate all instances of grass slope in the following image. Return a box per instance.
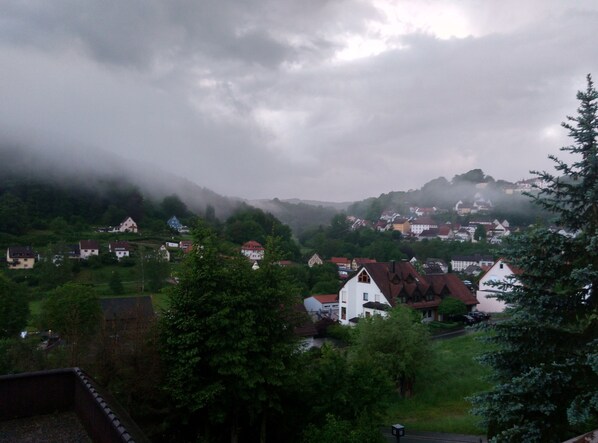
[385,332,492,435]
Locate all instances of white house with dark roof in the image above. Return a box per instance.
[477,258,522,312]
[451,254,494,272]
[109,241,131,260]
[6,246,35,270]
[410,217,438,235]
[338,261,478,325]
[79,240,99,260]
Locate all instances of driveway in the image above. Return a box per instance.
[381,429,486,443]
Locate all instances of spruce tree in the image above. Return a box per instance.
[472,75,598,442]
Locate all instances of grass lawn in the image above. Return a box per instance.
[385,332,493,435]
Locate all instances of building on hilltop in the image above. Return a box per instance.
[241,240,265,261]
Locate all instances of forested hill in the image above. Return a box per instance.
[347,169,549,226]
[0,144,243,221]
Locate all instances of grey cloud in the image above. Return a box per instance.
[1,1,598,202]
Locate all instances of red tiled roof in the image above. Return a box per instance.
[242,240,264,250]
[330,257,350,265]
[438,226,452,235]
[313,294,338,304]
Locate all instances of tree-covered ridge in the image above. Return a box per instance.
[0,177,198,237]
[347,169,549,226]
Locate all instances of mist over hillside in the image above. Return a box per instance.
[347,169,549,226]
[0,142,242,219]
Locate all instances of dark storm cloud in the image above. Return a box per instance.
[1,1,597,201]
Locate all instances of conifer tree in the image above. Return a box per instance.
[472,75,598,442]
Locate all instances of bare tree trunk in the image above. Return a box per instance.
[230,413,239,443]
[260,413,267,443]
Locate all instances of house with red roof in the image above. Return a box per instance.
[351,258,377,271]
[338,261,478,325]
[304,294,339,320]
[476,258,522,312]
[241,240,265,261]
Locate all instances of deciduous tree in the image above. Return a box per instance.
[161,224,301,442]
[352,306,430,396]
[39,283,101,365]
[0,275,29,339]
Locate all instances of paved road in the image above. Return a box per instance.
[381,429,487,443]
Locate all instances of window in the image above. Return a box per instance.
[341,307,346,320]
[499,263,504,269]
[363,292,369,301]
[358,272,371,283]
[365,311,371,318]
[341,291,347,303]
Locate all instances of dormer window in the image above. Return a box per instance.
[358,271,371,283]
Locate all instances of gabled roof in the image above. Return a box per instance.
[242,240,264,250]
[8,246,35,259]
[425,273,478,306]
[483,258,523,276]
[347,261,478,309]
[79,240,99,250]
[109,241,130,251]
[356,262,431,306]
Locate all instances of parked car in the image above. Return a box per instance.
[470,311,491,321]
[451,314,477,325]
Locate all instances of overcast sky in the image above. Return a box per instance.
[1,1,598,202]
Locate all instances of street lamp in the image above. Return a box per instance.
[391,424,405,442]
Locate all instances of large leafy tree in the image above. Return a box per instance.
[39,283,101,365]
[352,305,430,396]
[472,75,598,442]
[0,275,29,339]
[161,224,301,442]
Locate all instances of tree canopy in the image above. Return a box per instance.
[161,223,302,442]
[472,75,598,442]
[0,275,29,339]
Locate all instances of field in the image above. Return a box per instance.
[385,332,493,435]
